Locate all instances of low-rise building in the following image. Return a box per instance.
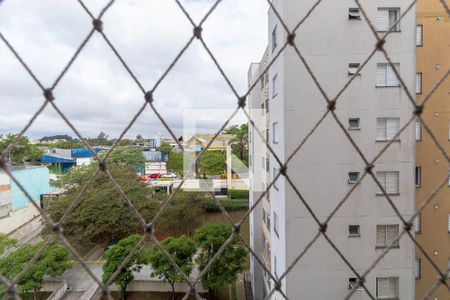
[40,147,101,174]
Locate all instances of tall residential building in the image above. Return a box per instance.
[248,1,417,299]
[414,1,450,299]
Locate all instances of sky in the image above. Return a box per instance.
[0,0,268,140]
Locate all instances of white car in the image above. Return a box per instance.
[161,172,177,178]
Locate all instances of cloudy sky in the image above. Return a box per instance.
[0,0,268,140]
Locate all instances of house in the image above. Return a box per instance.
[40,147,101,174]
[143,151,168,175]
[183,134,234,152]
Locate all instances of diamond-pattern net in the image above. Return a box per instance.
[0,0,448,299]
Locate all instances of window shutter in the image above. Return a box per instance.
[377,9,389,31]
[387,225,399,246]
[376,225,386,246]
[388,277,399,297]
[416,25,422,45]
[386,171,399,194]
[415,259,421,279]
[415,73,422,93]
[377,118,386,140]
[377,277,389,297]
[376,64,387,86]
[415,214,421,233]
[415,120,422,140]
[386,118,399,140]
[387,64,399,86]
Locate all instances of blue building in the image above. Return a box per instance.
[40,147,101,174]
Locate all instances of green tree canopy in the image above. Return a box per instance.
[0,234,16,256]
[102,234,143,300]
[46,164,157,243]
[194,223,246,298]
[145,235,196,300]
[0,134,44,165]
[0,242,72,298]
[224,124,248,166]
[198,151,226,176]
[106,147,146,171]
[159,142,172,154]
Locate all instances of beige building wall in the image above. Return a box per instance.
[415,0,450,299]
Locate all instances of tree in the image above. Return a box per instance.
[0,234,16,256]
[88,132,112,146]
[194,224,246,299]
[145,236,196,300]
[156,192,203,236]
[224,124,248,166]
[0,242,72,299]
[160,142,172,154]
[198,151,226,176]
[46,164,157,243]
[0,134,44,165]
[167,151,183,175]
[106,147,146,171]
[102,234,143,300]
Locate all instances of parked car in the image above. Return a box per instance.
[148,173,161,179]
[161,172,177,178]
[138,175,149,182]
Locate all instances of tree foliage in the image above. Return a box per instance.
[198,151,225,176]
[106,147,145,171]
[194,224,246,297]
[0,134,44,165]
[46,164,157,243]
[145,236,196,300]
[102,234,143,300]
[0,242,72,297]
[224,124,248,166]
[0,234,16,256]
[160,142,172,154]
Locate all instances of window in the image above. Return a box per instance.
[376,171,400,195]
[265,99,269,113]
[272,25,278,52]
[261,103,265,115]
[266,212,271,231]
[348,63,360,75]
[414,214,421,233]
[272,122,279,144]
[376,117,400,141]
[348,172,360,184]
[349,278,363,290]
[376,277,399,299]
[273,167,279,190]
[266,128,269,143]
[415,258,421,279]
[348,8,361,20]
[415,166,421,187]
[272,74,278,97]
[376,63,400,87]
[416,25,423,46]
[377,8,401,32]
[376,224,399,248]
[266,157,269,172]
[349,225,360,237]
[348,118,360,130]
[416,73,422,94]
[274,255,278,278]
[415,119,422,141]
[274,212,279,237]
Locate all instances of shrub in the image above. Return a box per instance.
[228,189,249,199]
[201,198,249,212]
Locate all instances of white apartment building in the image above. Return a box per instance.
[248,1,416,299]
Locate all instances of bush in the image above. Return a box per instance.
[201,198,249,212]
[228,189,249,199]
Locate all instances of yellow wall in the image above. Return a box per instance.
[415,1,450,299]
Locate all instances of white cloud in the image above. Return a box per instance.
[0,0,267,139]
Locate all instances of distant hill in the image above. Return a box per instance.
[39,134,74,142]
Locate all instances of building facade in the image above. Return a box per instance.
[249,1,417,299]
[414,1,450,299]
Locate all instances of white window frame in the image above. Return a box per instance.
[414,214,421,234]
[348,278,364,290]
[415,166,422,187]
[376,63,400,87]
[348,172,360,184]
[376,224,400,248]
[376,277,399,299]
[272,122,279,144]
[376,117,400,142]
[416,73,422,94]
[377,8,401,32]
[272,74,278,97]
[415,258,421,279]
[348,118,361,130]
[416,24,423,46]
[272,25,278,52]
[415,119,422,141]
[376,171,400,195]
[274,211,279,238]
[348,225,360,237]
[348,63,360,75]
[348,8,361,20]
